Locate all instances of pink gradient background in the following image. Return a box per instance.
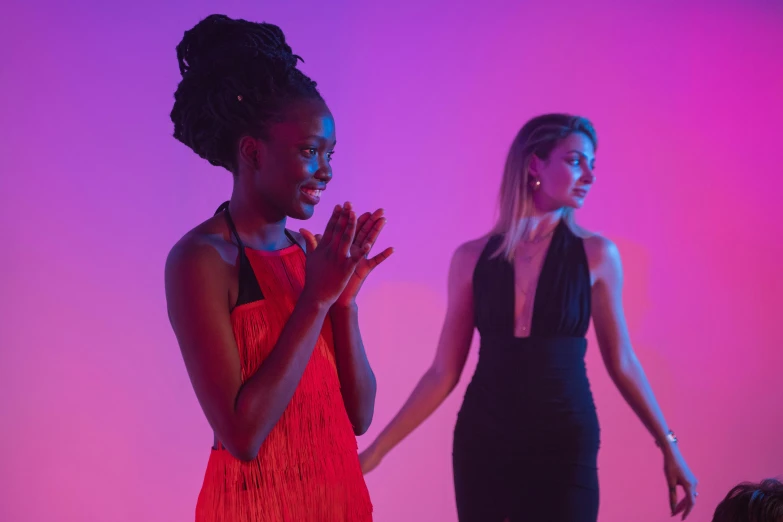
[2,0,782,520]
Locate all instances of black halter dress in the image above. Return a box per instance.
[452,221,600,522]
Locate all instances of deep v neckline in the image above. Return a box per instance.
[511,220,563,339]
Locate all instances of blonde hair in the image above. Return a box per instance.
[491,113,598,260]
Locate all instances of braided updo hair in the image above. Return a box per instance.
[170,14,323,173]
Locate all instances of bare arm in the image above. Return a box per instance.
[590,238,673,445]
[329,303,377,435]
[365,241,480,462]
[590,236,698,517]
[165,240,330,461]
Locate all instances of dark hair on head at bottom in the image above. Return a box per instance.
[712,478,783,522]
[170,14,323,173]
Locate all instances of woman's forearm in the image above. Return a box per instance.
[608,352,674,448]
[373,367,456,455]
[330,303,377,435]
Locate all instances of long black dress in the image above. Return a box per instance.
[452,220,600,521]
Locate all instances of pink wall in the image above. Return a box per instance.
[1,0,781,520]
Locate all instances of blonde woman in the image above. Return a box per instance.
[360,114,698,521]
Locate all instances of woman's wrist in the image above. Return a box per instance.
[656,430,678,454]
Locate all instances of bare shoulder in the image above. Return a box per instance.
[583,233,619,262]
[582,233,623,282]
[165,215,237,285]
[455,235,489,257]
[449,236,491,282]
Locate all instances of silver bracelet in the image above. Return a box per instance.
[656,430,678,447]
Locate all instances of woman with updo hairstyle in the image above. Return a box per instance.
[165,14,391,521]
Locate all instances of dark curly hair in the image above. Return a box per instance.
[712,478,783,522]
[170,14,323,173]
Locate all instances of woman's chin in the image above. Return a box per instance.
[290,202,316,220]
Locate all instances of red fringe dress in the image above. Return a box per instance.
[194,240,373,521]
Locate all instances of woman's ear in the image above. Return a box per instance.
[238,136,264,171]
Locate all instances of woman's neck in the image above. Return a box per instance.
[521,207,564,241]
[227,191,291,251]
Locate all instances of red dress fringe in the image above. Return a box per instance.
[194,245,373,521]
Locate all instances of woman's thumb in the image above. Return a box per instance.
[299,229,318,253]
